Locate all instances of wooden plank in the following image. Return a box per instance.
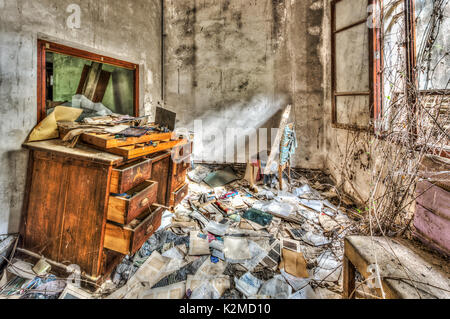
[76,65,91,94]
[344,238,398,299]
[343,256,356,299]
[81,132,174,149]
[83,62,103,101]
[92,70,111,103]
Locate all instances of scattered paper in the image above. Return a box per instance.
[302,231,331,247]
[204,221,229,236]
[235,272,263,297]
[281,269,310,291]
[187,275,230,299]
[140,281,186,299]
[298,199,323,213]
[224,237,251,261]
[279,249,309,278]
[258,275,292,299]
[195,258,227,279]
[319,213,339,232]
[188,231,210,256]
[313,251,341,282]
[260,240,281,270]
[281,238,301,252]
[157,210,175,232]
[239,240,268,272]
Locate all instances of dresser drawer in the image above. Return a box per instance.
[104,207,163,255]
[171,158,190,192]
[169,183,189,207]
[110,158,152,194]
[107,180,158,224]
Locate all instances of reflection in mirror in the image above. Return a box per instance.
[45,51,135,120]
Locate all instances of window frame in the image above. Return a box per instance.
[37,39,140,123]
[374,0,449,158]
[331,0,381,132]
[331,0,448,158]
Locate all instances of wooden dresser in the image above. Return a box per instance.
[19,139,191,284]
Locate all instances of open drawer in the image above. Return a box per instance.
[107,180,158,225]
[169,183,189,208]
[110,158,152,194]
[104,207,163,255]
[106,139,188,160]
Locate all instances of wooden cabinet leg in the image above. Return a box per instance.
[343,256,356,299]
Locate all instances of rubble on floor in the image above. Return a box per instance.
[0,164,360,299]
[101,163,358,299]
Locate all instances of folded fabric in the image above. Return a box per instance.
[28,106,83,142]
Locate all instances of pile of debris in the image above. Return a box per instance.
[101,163,359,299]
[0,164,361,299]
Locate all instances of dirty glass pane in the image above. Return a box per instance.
[381,0,406,130]
[45,51,135,117]
[335,0,368,30]
[335,23,370,93]
[415,0,450,90]
[336,95,370,126]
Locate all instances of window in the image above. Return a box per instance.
[332,0,449,157]
[331,0,378,131]
[37,40,139,123]
[377,0,449,156]
[415,0,450,91]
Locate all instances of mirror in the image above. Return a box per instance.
[45,51,136,119]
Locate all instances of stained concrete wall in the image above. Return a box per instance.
[163,0,326,168]
[0,0,162,234]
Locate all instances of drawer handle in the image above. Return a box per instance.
[145,224,154,235]
[140,198,149,207]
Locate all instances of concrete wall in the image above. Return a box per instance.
[0,0,162,234]
[163,0,326,168]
